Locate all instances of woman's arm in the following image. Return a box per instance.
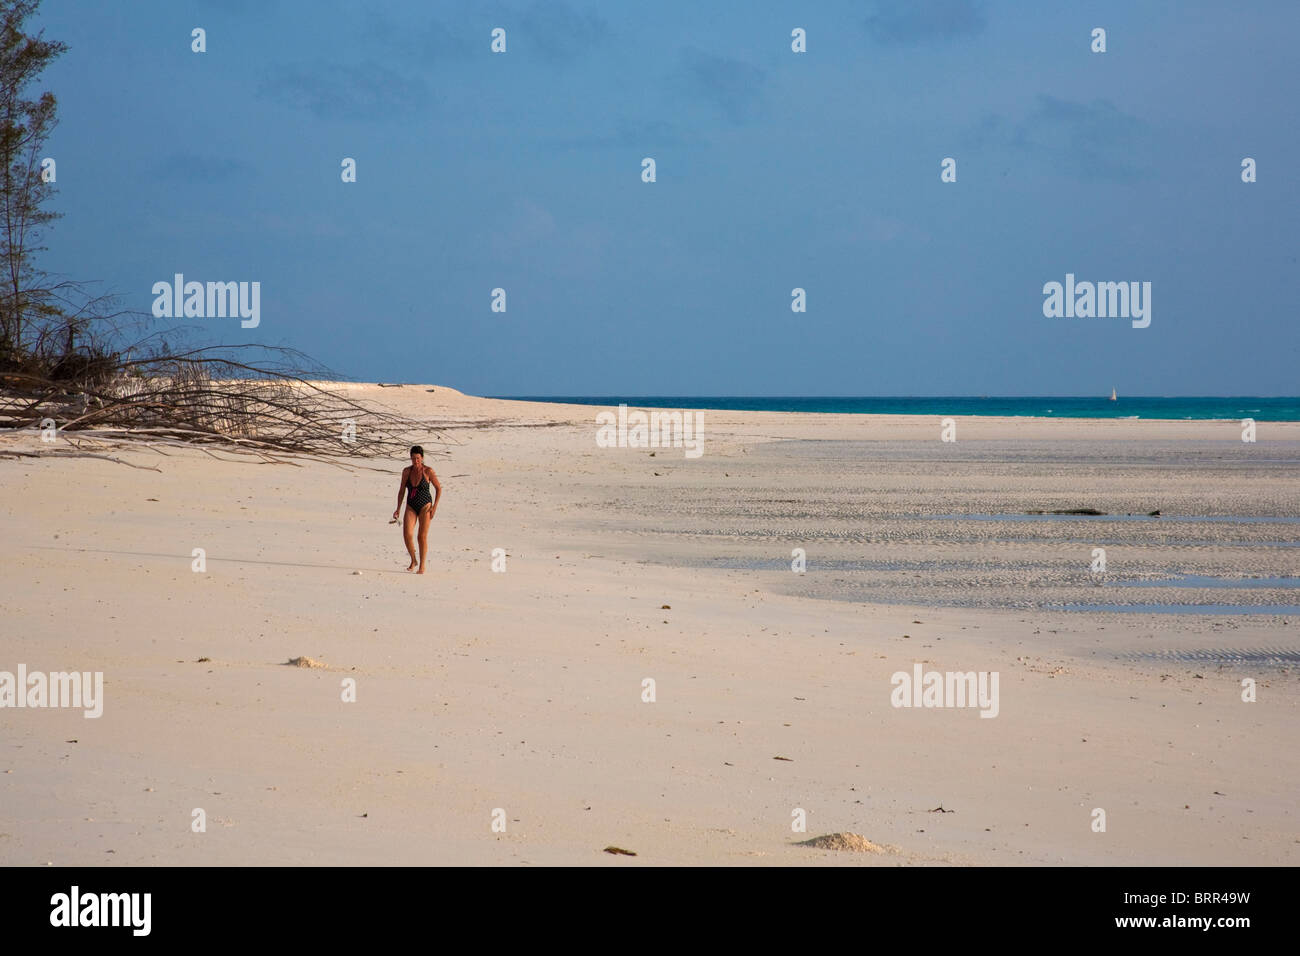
[427,466,442,515]
[394,466,409,518]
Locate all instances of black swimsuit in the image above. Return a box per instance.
[406,471,433,514]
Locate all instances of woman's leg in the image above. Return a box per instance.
[403,506,419,570]
[416,505,432,573]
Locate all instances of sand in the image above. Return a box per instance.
[0,385,1296,865]
[798,833,895,853]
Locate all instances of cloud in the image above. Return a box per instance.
[258,61,430,120]
[1014,95,1154,182]
[489,198,611,278]
[154,153,253,183]
[962,111,1007,149]
[497,198,556,248]
[960,97,1154,182]
[361,10,469,65]
[857,214,931,242]
[673,46,767,124]
[863,0,988,45]
[551,117,700,150]
[521,0,610,61]
[254,211,350,239]
[831,211,932,244]
[358,1,606,68]
[139,206,349,240]
[195,0,278,10]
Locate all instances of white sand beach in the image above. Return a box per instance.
[1,386,1296,865]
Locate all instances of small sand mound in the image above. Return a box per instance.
[798,832,893,853]
[285,656,326,669]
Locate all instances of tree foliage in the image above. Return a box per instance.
[0,0,68,370]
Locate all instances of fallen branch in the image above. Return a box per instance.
[0,344,450,460]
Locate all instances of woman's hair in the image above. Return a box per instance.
[410,445,424,457]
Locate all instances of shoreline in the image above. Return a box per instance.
[490,393,1300,424]
[299,382,1300,424]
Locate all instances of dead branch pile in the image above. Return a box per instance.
[0,346,441,459]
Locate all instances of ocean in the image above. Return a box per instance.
[495,396,1300,421]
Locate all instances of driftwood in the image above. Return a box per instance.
[0,345,449,462]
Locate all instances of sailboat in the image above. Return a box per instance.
[1109,387,1117,401]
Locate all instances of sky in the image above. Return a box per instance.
[31,0,1300,396]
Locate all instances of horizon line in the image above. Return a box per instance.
[489,394,1300,400]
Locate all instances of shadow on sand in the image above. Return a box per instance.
[32,545,410,576]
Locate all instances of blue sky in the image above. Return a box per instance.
[34,0,1300,395]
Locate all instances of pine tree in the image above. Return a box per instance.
[0,0,66,368]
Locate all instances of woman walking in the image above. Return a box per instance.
[394,445,442,574]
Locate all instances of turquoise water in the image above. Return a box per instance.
[497,396,1300,421]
